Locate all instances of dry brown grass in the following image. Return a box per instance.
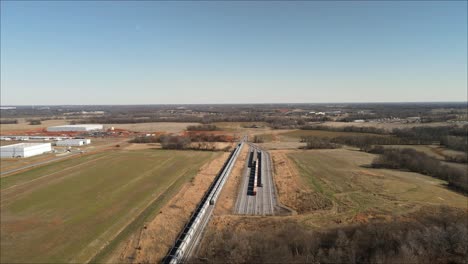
[285,148,467,227]
[214,145,249,215]
[0,119,69,134]
[271,150,332,214]
[101,152,228,264]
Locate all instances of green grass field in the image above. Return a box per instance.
[287,149,467,226]
[0,149,219,263]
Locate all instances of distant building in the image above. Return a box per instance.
[47,124,103,132]
[55,139,91,146]
[0,143,52,158]
[405,117,421,123]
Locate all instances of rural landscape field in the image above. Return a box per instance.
[1,148,220,263]
[1,102,467,263]
[1,1,467,263]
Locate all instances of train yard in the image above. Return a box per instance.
[234,144,277,215]
[162,137,281,263]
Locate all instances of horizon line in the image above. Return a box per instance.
[1,101,467,107]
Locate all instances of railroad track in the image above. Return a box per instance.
[162,140,244,264]
[234,143,277,215]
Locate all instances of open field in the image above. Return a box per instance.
[106,122,200,133]
[195,147,467,262]
[1,153,60,173]
[254,129,391,149]
[0,119,69,134]
[0,138,126,175]
[0,149,219,263]
[285,149,467,226]
[0,140,23,146]
[99,151,229,264]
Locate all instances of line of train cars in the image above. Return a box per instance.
[247,148,263,195]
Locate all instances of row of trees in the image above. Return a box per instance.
[298,135,406,151]
[301,125,387,134]
[0,119,18,124]
[28,120,42,125]
[81,114,308,125]
[332,135,406,152]
[372,148,467,193]
[300,136,339,149]
[196,207,467,264]
[159,135,191,149]
[188,133,231,142]
[129,133,232,150]
[299,125,468,152]
[186,124,219,131]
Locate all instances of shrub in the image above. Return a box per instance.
[0,119,18,124]
[253,135,264,143]
[28,120,42,125]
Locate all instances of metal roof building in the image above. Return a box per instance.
[0,143,52,158]
[55,139,91,146]
[47,124,103,132]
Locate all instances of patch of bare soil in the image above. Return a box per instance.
[271,150,332,214]
[105,152,228,264]
[214,145,249,215]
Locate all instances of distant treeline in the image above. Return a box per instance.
[186,124,219,131]
[301,125,387,134]
[196,207,467,264]
[0,119,18,124]
[300,136,340,149]
[393,126,467,152]
[129,133,232,150]
[337,111,463,123]
[300,125,468,152]
[188,133,230,142]
[79,115,322,128]
[300,135,406,151]
[372,148,467,193]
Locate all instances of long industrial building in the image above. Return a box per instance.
[0,143,52,158]
[55,139,91,146]
[47,124,103,132]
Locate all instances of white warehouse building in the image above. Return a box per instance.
[47,124,103,132]
[55,139,91,147]
[0,143,52,158]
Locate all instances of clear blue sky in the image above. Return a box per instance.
[1,1,466,105]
